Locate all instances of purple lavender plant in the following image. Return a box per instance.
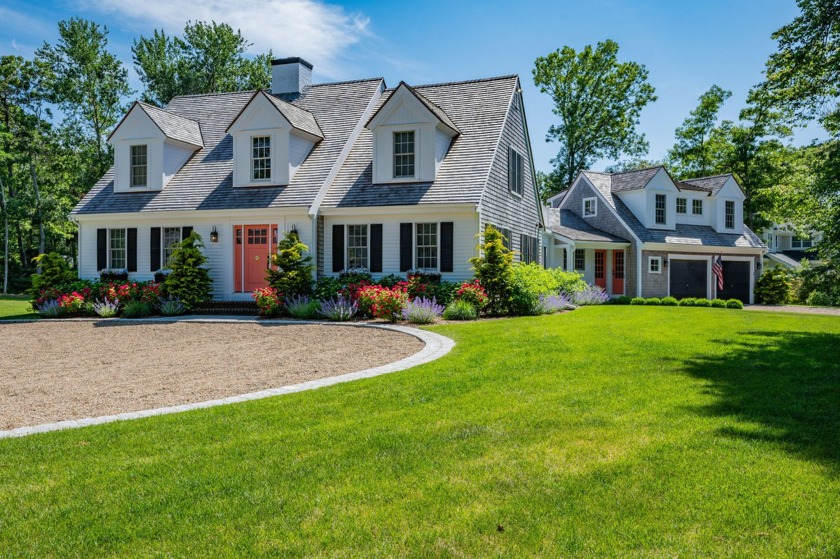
[36,299,63,318]
[93,298,121,318]
[317,295,358,321]
[567,284,610,306]
[401,297,444,324]
[536,293,573,314]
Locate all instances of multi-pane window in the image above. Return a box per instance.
[252,136,271,181]
[163,227,181,265]
[725,200,735,229]
[520,234,538,264]
[792,235,813,249]
[347,224,368,269]
[648,256,661,274]
[109,229,126,269]
[130,145,147,187]
[393,131,415,178]
[248,227,268,245]
[508,147,524,195]
[574,249,585,271]
[676,197,687,214]
[415,223,438,269]
[499,227,512,251]
[583,198,597,217]
[655,194,667,224]
[692,199,703,215]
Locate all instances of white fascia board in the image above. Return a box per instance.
[572,241,632,249]
[642,242,765,254]
[318,203,477,217]
[71,207,312,223]
[576,174,645,246]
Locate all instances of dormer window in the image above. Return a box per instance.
[583,197,597,217]
[393,131,415,178]
[655,194,667,225]
[725,200,735,229]
[252,136,272,181]
[508,147,524,196]
[130,145,148,188]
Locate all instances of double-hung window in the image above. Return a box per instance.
[162,227,182,265]
[109,229,127,269]
[725,200,735,229]
[574,249,585,271]
[130,145,148,187]
[521,234,538,264]
[508,147,524,195]
[347,225,369,269]
[655,194,667,225]
[394,131,415,178]
[676,197,687,214]
[692,199,703,215]
[252,136,271,181]
[415,223,438,269]
[583,197,597,217]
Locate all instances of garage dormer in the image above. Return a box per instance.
[108,102,203,192]
[226,90,323,187]
[365,82,459,184]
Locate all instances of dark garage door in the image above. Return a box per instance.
[670,259,708,299]
[716,260,751,303]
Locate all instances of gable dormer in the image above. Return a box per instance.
[611,167,678,230]
[226,90,323,187]
[108,102,203,193]
[710,175,745,234]
[365,82,459,184]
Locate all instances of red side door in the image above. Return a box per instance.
[613,250,625,295]
[594,250,607,289]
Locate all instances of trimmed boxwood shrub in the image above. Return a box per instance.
[661,296,678,306]
[755,268,791,304]
[710,298,727,308]
[630,297,646,305]
[678,297,698,306]
[806,291,834,306]
[645,297,662,305]
[726,299,744,309]
[694,298,712,307]
[611,295,632,305]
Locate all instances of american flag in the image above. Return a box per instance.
[713,255,724,291]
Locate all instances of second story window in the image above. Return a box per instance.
[725,200,735,229]
[508,147,524,195]
[252,136,271,181]
[655,194,666,225]
[792,235,813,249]
[583,197,597,217]
[130,145,148,187]
[692,199,703,215]
[677,197,687,214]
[394,131,415,178]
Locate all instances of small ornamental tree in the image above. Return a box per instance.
[164,232,212,309]
[267,230,314,297]
[470,225,514,315]
[754,267,791,305]
[30,253,76,300]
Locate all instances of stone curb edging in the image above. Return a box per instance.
[0,318,455,439]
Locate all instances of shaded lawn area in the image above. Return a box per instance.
[0,295,37,320]
[1,307,839,557]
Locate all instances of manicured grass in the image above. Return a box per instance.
[1,307,839,557]
[0,295,37,320]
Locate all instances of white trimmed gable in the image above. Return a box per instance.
[366,83,458,184]
[711,175,745,234]
[109,104,198,193]
[227,91,319,187]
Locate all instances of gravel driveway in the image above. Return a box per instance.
[0,321,423,430]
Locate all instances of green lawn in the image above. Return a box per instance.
[0,295,37,320]
[1,307,839,557]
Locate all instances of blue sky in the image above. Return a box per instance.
[0,0,820,174]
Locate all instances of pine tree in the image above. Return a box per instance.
[470,226,514,316]
[164,232,212,309]
[267,230,314,297]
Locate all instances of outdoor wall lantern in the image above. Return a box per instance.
[290,225,298,235]
[210,226,219,243]
[663,257,669,269]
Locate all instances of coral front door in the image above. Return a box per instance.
[594,250,607,289]
[613,250,625,295]
[234,225,276,292]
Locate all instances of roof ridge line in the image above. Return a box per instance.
[407,74,519,90]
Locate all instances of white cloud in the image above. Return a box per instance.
[77,0,370,79]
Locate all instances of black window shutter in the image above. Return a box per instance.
[332,224,344,272]
[399,223,413,272]
[127,228,138,272]
[96,229,107,271]
[181,226,193,240]
[150,227,161,271]
[440,222,454,272]
[370,224,383,273]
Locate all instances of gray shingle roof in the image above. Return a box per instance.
[322,75,518,207]
[681,174,732,194]
[73,79,383,215]
[137,102,203,147]
[548,209,629,243]
[609,167,661,192]
[262,92,324,139]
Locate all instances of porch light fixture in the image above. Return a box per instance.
[210,226,219,243]
[290,225,298,235]
[663,257,668,269]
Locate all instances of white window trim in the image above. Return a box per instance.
[161,226,183,267]
[393,130,416,180]
[648,256,662,274]
[692,199,703,216]
[583,197,597,218]
[414,222,439,271]
[346,224,370,270]
[724,199,736,229]
[129,144,148,188]
[108,228,127,269]
[251,135,272,182]
[654,193,667,225]
[676,197,687,214]
[508,147,524,198]
[574,248,586,271]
